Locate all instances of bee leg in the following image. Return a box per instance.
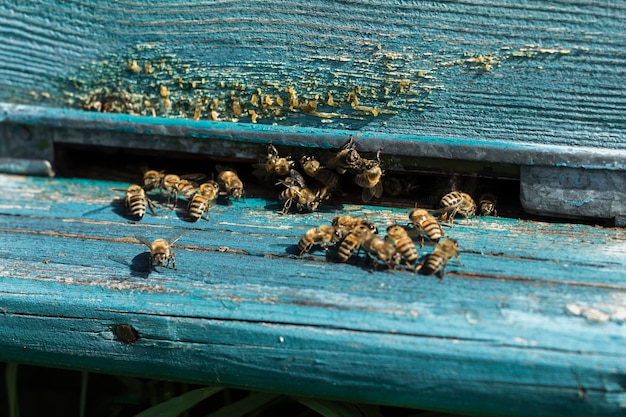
[169,254,177,270]
[147,198,156,215]
[435,265,446,280]
[171,190,178,210]
[280,199,292,215]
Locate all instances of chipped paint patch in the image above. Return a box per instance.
[566,303,612,322]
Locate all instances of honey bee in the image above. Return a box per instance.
[416,239,460,279]
[254,143,296,182]
[123,184,155,220]
[299,155,339,190]
[277,170,323,214]
[385,224,418,267]
[187,180,220,221]
[160,174,204,209]
[143,170,164,191]
[297,225,342,257]
[362,235,401,270]
[336,224,375,263]
[331,215,378,238]
[440,191,476,224]
[216,166,245,202]
[478,193,498,216]
[409,208,444,245]
[326,135,361,174]
[354,150,384,202]
[135,232,184,271]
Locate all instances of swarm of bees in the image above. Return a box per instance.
[253,136,387,215]
[110,135,498,276]
[295,211,461,278]
[114,165,245,224]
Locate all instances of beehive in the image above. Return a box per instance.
[0,2,625,416]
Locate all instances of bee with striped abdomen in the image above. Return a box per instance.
[416,239,460,279]
[278,170,324,214]
[122,184,155,220]
[409,208,444,246]
[385,224,418,268]
[440,191,476,224]
[187,180,220,221]
[336,224,375,263]
[362,235,401,270]
[297,225,342,257]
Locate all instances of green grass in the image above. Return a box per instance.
[1,363,472,417]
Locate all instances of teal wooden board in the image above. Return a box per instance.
[0,173,625,416]
[0,1,624,150]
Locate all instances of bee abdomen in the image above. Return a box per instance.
[421,251,444,275]
[127,195,147,220]
[422,220,443,241]
[396,237,418,263]
[337,239,357,262]
[188,195,209,221]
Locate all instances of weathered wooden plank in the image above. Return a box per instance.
[0,1,624,149]
[0,173,624,416]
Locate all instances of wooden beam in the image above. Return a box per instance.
[0,174,624,416]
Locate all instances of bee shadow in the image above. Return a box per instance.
[108,253,152,278]
[130,252,152,278]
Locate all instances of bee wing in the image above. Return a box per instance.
[179,173,207,183]
[110,187,129,192]
[167,230,186,245]
[134,235,153,248]
[361,181,383,202]
[290,169,307,188]
[215,164,236,174]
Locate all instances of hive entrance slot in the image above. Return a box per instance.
[54,143,527,220]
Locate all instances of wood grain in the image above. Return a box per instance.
[0,0,624,149]
[0,173,624,416]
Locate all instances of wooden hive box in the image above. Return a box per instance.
[0,1,625,416]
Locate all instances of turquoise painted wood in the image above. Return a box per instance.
[0,173,625,416]
[0,1,624,150]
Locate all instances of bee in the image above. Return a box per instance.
[478,193,498,216]
[336,224,375,263]
[160,174,203,209]
[409,208,444,245]
[416,239,460,279]
[297,225,342,257]
[331,215,378,238]
[277,170,323,214]
[187,180,220,221]
[439,191,476,224]
[326,135,361,174]
[385,224,418,267]
[143,170,164,191]
[254,143,296,182]
[362,235,401,270]
[216,166,245,202]
[135,232,184,271]
[123,184,155,220]
[354,150,384,202]
[299,155,339,190]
